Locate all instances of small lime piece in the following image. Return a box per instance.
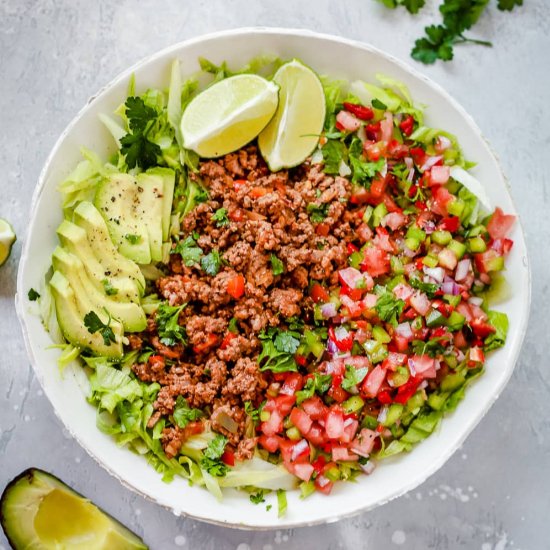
[258,60,326,171]
[180,74,279,158]
[0,218,16,266]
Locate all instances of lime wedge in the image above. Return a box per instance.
[258,60,326,171]
[0,218,16,266]
[181,74,279,158]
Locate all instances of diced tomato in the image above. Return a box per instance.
[304,423,325,446]
[469,318,496,339]
[365,122,381,141]
[410,354,436,379]
[387,139,410,159]
[346,242,359,255]
[361,365,386,398]
[469,346,485,365]
[410,291,431,316]
[343,102,374,121]
[370,177,388,199]
[399,115,415,136]
[279,373,304,396]
[393,375,422,404]
[336,110,362,132]
[490,238,514,255]
[315,222,331,236]
[382,211,407,231]
[364,141,385,161]
[249,187,269,199]
[431,186,454,216]
[454,330,468,349]
[275,394,296,416]
[339,294,362,318]
[260,409,284,436]
[229,207,245,222]
[227,274,245,299]
[487,207,516,239]
[328,385,349,403]
[410,146,427,167]
[325,406,345,439]
[232,178,248,191]
[438,216,460,233]
[329,326,354,352]
[429,165,450,185]
[148,355,165,369]
[338,267,365,290]
[294,462,315,482]
[350,186,371,205]
[332,446,359,462]
[310,283,330,304]
[220,332,237,350]
[290,407,313,435]
[377,390,393,405]
[474,249,503,274]
[302,396,328,420]
[361,247,390,277]
[221,450,235,466]
[382,352,407,371]
[357,222,374,242]
[311,455,327,475]
[295,354,308,367]
[258,434,280,453]
[314,474,334,495]
[193,333,218,354]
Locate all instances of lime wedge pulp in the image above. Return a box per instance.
[0,218,16,266]
[180,73,279,158]
[258,59,326,171]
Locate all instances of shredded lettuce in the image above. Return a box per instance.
[484,311,509,352]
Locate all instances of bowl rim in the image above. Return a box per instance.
[15,26,531,530]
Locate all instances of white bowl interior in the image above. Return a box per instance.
[16,28,530,529]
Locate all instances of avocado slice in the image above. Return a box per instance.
[72,201,146,292]
[57,221,143,304]
[50,271,123,358]
[94,169,175,265]
[0,468,147,550]
[52,247,146,333]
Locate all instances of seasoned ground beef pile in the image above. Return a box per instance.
[131,145,360,460]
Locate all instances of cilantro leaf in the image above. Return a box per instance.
[250,490,267,504]
[156,302,187,346]
[376,0,426,13]
[274,331,301,354]
[296,373,333,404]
[244,400,265,422]
[307,203,330,223]
[201,434,229,477]
[173,396,203,428]
[409,277,438,299]
[270,254,285,276]
[258,328,300,373]
[375,289,405,327]
[83,311,117,346]
[497,0,522,10]
[125,96,158,132]
[341,364,369,391]
[371,98,388,110]
[28,288,40,301]
[171,235,203,266]
[200,249,222,276]
[412,337,446,357]
[228,317,239,334]
[321,140,347,174]
[120,125,161,170]
[211,208,229,227]
[102,279,118,296]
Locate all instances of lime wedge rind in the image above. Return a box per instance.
[0,219,16,266]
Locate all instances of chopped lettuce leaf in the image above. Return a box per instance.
[218,457,298,491]
[484,311,509,352]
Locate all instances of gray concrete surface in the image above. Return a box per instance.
[1,1,549,548]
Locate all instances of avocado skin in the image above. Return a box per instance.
[0,468,148,550]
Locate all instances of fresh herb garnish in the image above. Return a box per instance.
[120,96,162,169]
[28,288,40,301]
[258,327,301,373]
[296,373,333,404]
[171,235,203,266]
[341,364,369,391]
[124,234,141,244]
[244,400,265,422]
[270,254,285,276]
[201,434,229,477]
[228,317,239,334]
[102,279,118,296]
[375,289,406,327]
[349,138,386,186]
[321,140,347,174]
[409,277,438,299]
[371,98,388,110]
[211,207,229,227]
[412,337,447,357]
[250,490,267,504]
[307,203,330,223]
[201,249,222,276]
[83,311,117,346]
[156,302,187,346]
[172,396,203,428]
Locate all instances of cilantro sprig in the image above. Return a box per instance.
[201,434,229,477]
[171,235,203,266]
[120,97,162,169]
[258,327,301,373]
[156,302,187,346]
[375,288,406,327]
[83,311,117,346]
[377,0,523,64]
[173,396,203,428]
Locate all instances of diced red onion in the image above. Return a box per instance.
[334,326,350,341]
[339,267,364,289]
[320,302,338,318]
[430,165,450,185]
[435,359,441,371]
[455,259,471,282]
[396,322,413,340]
[441,278,460,296]
[404,157,413,170]
[456,350,465,362]
[423,220,436,235]
[377,406,388,423]
[468,296,483,306]
[339,160,352,177]
[435,135,452,153]
[408,358,417,376]
[336,110,361,132]
[403,245,418,258]
[356,125,367,143]
[379,160,388,178]
[380,112,393,143]
[423,266,445,283]
[360,460,376,475]
[419,381,428,390]
[420,155,443,172]
[344,417,356,428]
[327,339,339,355]
[291,439,309,461]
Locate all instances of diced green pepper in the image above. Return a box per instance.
[467,224,486,237]
[431,230,452,245]
[426,309,446,328]
[363,339,388,363]
[443,294,462,308]
[286,427,301,441]
[382,403,404,427]
[260,410,270,422]
[468,236,487,253]
[406,391,425,412]
[391,255,405,274]
[448,239,467,259]
[443,353,458,369]
[441,372,466,392]
[405,237,420,251]
[372,325,391,343]
[361,415,378,430]
[349,251,363,269]
[325,466,340,481]
[300,481,316,499]
[428,392,449,411]
[484,255,505,272]
[447,198,465,217]
[389,366,410,387]
[342,395,365,414]
[445,310,465,331]
[422,255,439,268]
[362,205,374,224]
[406,225,426,242]
[303,330,325,358]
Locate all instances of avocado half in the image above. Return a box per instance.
[0,469,147,549]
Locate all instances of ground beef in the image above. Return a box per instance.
[130,145,354,460]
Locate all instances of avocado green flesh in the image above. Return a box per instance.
[72,201,146,291]
[49,271,123,358]
[0,469,147,550]
[94,169,175,265]
[52,247,146,332]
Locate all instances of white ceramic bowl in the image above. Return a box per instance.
[16,28,530,529]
